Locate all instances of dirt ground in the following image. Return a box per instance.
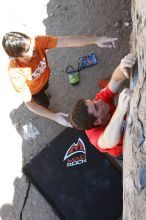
[0,0,131,219]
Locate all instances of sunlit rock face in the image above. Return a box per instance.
[123,1,146,220]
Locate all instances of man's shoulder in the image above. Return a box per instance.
[85,126,105,138]
[85,126,105,149]
[35,35,57,43]
[8,61,26,79]
[8,59,17,68]
[35,35,58,50]
[95,85,117,101]
[8,61,18,75]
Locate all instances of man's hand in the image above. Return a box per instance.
[54,112,73,127]
[120,53,136,78]
[117,88,132,115]
[96,37,118,48]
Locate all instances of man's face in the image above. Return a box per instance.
[85,99,110,126]
[17,38,36,62]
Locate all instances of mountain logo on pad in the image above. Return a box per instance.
[63,138,87,167]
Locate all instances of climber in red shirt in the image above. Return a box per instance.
[70,53,136,156]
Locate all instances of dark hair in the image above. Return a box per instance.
[70,99,96,130]
[2,32,30,58]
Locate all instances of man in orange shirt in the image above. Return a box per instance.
[2,32,117,127]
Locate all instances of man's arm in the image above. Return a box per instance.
[97,53,136,149]
[108,53,136,93]
[98,89,132,149]
[20,88,72,127]
[56,35,118,48]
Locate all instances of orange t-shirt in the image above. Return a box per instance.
[8,35,58,95]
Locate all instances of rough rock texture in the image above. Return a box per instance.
[123,0,146,219]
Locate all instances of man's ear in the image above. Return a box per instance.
[94,118,101,126]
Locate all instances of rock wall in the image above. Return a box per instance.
[123,0,146,219]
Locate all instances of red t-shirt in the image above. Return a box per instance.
[85,85,123,156]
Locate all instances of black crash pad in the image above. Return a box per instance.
[23,128,122,220]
